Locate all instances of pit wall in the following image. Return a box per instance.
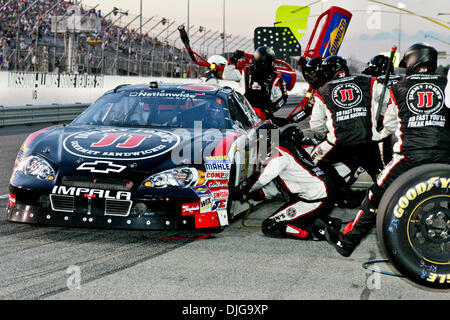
[0,71,308,106]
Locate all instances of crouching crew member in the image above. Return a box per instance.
[232,125,341,240]
[325,43,450,257]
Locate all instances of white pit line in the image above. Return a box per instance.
[0,194,9,200]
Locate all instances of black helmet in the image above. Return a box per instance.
[320,55,349,81]
[253,46,276,77]
[399,43,437,75]
[302,57,324,88]
[362,55,393,77]
[280,124,305,146]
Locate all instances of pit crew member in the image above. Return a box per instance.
[232,125,341,240]
[309,55,384,183]
[223,46,288,122]
[362,54,403,165]
[325,43,450,257]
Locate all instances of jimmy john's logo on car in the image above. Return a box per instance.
[331,83,363,109]
[52,186,131,201]
[406,83,444,115]
[63,128,180,161]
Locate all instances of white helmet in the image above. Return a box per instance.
[207,55,227,70]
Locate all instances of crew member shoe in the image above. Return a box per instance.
[324,226,355,257]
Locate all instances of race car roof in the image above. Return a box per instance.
[108,83,232,96]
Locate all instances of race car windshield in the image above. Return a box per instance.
[73,91,233,129]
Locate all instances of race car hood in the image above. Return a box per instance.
[19,125,232,179]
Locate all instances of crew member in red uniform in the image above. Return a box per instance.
[223,46,288,122]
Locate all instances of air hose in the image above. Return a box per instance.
[240,203,262,228]
[362,259,405,278]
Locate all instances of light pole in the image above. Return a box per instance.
[187,0,190,37]
[398,2,406,53]
[222,0,226,54]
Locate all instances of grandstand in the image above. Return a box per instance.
[0,0,254,77]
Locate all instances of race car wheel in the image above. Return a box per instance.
[376,164,450,289]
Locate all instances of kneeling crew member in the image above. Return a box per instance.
[234,125,341,240]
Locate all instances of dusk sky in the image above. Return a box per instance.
[80,0,450,64]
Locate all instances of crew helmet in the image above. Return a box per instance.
[399,43,438,75]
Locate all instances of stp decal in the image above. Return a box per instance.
[63,128,180,161]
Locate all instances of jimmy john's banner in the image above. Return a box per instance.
[8,72,104,89]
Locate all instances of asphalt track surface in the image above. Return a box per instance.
[0,122,449,300]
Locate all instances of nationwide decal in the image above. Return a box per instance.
[205,171,230,180]
[192,186,211,197]
[52,186,131,201]
[181,202,200,216]
[63,128,180,161]
[206,180,229,190]
[77,161,126,174]
[129,90,197,99]
[211,190,229,200]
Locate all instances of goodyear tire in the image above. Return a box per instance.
[376,164,450,289]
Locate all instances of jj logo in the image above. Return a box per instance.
[416,92,434,108]
[339,89,354,102]
[91,133,152,148]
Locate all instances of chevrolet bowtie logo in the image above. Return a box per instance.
[77,161,127,174]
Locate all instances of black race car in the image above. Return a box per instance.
[7,82,277,231]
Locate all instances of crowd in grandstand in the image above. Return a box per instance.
[0,0,193,76]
